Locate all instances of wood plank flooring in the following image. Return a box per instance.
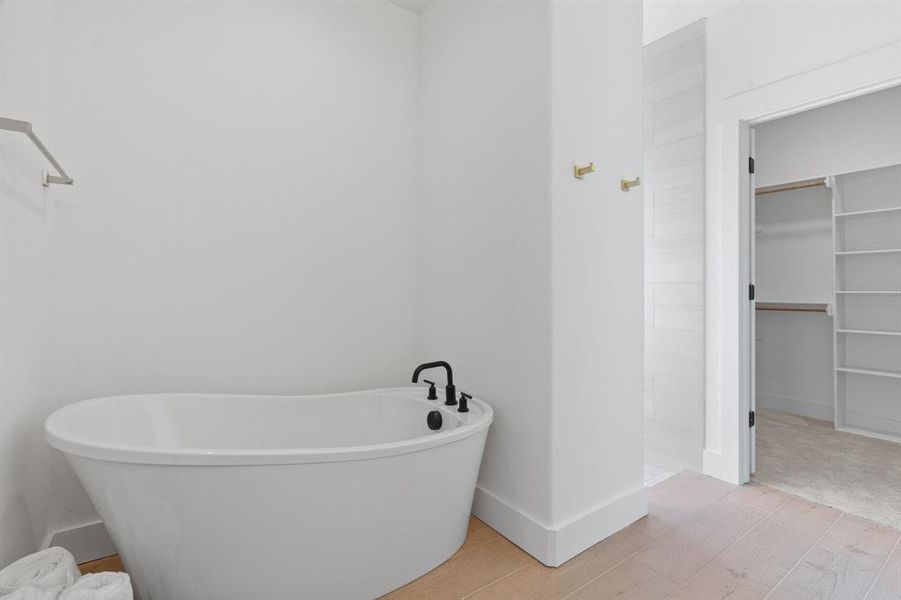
[79,471,901,599]
[78,554,125,574]
[387,471,901,599]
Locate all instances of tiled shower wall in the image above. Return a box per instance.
[643,20,705,474]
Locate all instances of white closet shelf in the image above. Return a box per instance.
[835,248,901,256]
[837,366,901,380]
[837,329,901,336]
[836,290,901,295]
[834,206,901,218]
[831,165,901,445]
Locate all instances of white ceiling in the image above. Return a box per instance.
[643,0,738,44]
[389,0,432,14]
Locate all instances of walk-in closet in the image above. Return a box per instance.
[751,85,901,528]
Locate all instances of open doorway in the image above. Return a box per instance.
[748,85,901,528]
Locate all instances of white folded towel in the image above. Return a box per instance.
[0,585,65,600]
[0,548,80,595]
[57,573,132,600]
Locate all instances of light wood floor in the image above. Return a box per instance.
[80,471,901,599]
[78,554,124,575]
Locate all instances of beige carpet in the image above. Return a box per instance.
[753,408,901,529]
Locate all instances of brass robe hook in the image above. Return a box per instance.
[621,176,641,191]
[573,162,596,180]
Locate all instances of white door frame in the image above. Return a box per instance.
[748,128,756,477]
[704,41,901,485]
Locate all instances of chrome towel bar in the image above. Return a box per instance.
[0,117,74,186]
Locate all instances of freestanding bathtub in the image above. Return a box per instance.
[45,387,492,600]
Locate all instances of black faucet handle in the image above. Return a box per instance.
[458,392,471,413]
[423,379,438,400]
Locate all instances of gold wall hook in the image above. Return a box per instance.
[573,162,595,180]
[621,176,641,192]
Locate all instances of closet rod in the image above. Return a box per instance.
[756,306,828,313]
[755,177,826,196]
[0,117,74,186]
[755,302,830,313]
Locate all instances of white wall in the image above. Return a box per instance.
[550,0,645,530]
[756,86,901,188]
[756,312,834,421]
[703,0,901,483]
[755,186,833,304]
[420,0,645,567]
[0,0,57,564]
[707,1,901,103]
[418,0,555,540]
[2,0,420,558]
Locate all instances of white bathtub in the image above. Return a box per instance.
[45,387,492,600]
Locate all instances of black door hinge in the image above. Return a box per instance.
[749,284,755,301]
[749,411,756,427]
[749,157,755,174]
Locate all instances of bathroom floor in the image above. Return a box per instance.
[81,471,901,599]
[78,554,124,575]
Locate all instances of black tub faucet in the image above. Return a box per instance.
[412,361,457,406]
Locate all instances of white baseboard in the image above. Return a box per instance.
[757,392,833,422]
[472,486,552,563]
[472,484,648,567]
[46,521,116,564]
[552,485,647,565]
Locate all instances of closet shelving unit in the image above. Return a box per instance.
[832,164,901,443]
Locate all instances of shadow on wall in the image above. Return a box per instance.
[0,137,55,565]
[0,495,36,567]
[0,139,49,222]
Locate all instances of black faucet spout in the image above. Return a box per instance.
[412,361,454,385]
[412,361,457,406]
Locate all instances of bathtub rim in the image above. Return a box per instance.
[45,387,492,467]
